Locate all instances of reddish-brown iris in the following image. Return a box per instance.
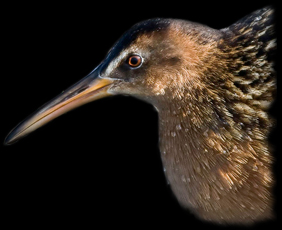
[128,55,142,67]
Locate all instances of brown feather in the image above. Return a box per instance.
[151,6,276,224]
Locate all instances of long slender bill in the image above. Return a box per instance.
[5,66,113,145]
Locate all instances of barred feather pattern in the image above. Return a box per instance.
[219,6,276,133]
[157,6,276,224]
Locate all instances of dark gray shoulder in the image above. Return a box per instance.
[221,6,275,48]
[218,6,276,130]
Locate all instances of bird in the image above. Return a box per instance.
[5,6,276,225]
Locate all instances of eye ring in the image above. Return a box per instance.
[127,55,142,68]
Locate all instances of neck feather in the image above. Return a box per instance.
[155,95,273,223]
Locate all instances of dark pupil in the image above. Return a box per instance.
[130,57,139,65]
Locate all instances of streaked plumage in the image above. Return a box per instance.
[5,6,276,224]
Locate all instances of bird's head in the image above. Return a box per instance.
[103,19,220,102]
[5,18,221,144]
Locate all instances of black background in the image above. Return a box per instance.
[2,1,280,229]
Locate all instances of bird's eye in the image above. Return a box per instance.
[127,55,142,68]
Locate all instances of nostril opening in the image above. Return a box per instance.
[63,86,89,102]
[76,86,89,94]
